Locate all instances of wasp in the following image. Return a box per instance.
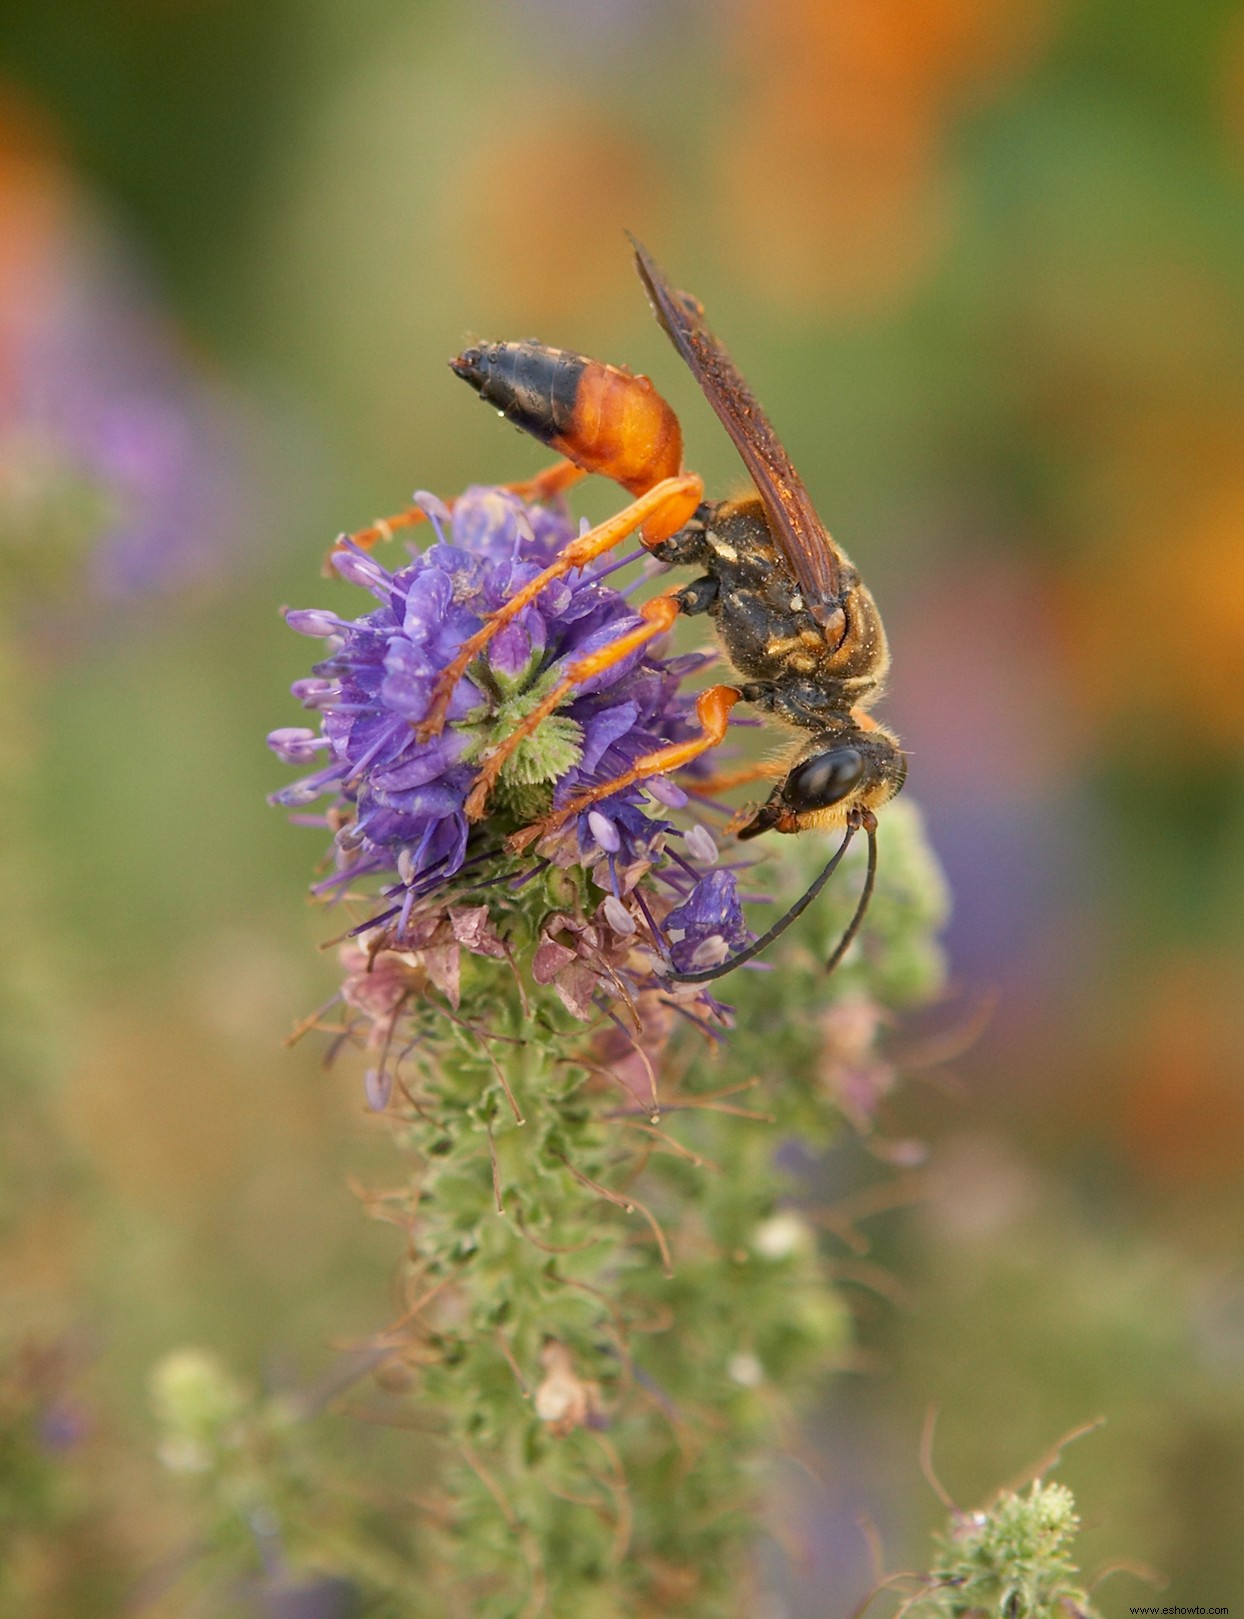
[341,240,906,982]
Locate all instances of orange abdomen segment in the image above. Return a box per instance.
[451,342,682,497]
[562,357,683,495]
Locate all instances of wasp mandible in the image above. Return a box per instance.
[342,240,907,982]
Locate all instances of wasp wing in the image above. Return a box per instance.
[630,236,841,613]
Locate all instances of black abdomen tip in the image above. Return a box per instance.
[449,345,488,390]
[449,341,584,447]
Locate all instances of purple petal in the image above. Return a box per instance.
[578,701,639,773]
[490,612,543,679]
[370,730,470,791]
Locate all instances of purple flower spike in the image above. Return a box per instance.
[272,484,753,1021]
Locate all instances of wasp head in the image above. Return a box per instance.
[736,725,906,840]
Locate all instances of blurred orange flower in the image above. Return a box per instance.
[0,83,71,421]
[1063,411,1244,736]
[1117,958,1244,1187]
[717,0,1058,311]
[448,106,667,328]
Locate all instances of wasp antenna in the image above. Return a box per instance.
[666,820,860,986]
[824,813,877,976]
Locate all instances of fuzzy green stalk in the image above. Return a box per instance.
[152,803,955,1615]
[903,1481,1102,1619]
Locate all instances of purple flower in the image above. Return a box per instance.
[665,870,751,975]
[272,484,753,1066]
[1,221,259,618]
[273,490,729,888]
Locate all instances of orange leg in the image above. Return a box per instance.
[464,593,684,821]
[690,759,785,795]
[332,459,588,557]
[687,756,790,837]
[415,472,704,744]
[506,684,742,854]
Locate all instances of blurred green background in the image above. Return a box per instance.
[2,0,1243,1612]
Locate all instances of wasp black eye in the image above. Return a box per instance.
[785,747,865,813]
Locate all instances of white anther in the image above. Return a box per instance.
[602,895,636,935]
[685,823,718,864]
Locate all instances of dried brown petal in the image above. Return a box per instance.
[552,961,601,1022]
[534,1340,603,1436]
[533,938,578,984]
[449,904,507,959]
[423,942,462,1009]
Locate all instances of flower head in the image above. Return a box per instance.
[271,484,751,1067]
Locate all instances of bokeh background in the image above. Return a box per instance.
[3,0,1243,1612]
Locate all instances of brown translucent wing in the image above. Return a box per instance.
[630,236,841,612]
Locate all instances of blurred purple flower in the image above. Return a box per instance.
[252,1576,359,1619]
[37,1397,90,1453]
[0,224,261,611]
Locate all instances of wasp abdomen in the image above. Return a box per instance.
[451,342,683,497]
[452,342,582,444]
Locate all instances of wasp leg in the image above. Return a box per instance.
[331,459,589,559]
[506,684,742,853]
[416,472,704,744]
[693,759,784,795]
[479,458,587,508]
[671,574,718,615]
[684,754,789,839]
[464,591,686,821]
